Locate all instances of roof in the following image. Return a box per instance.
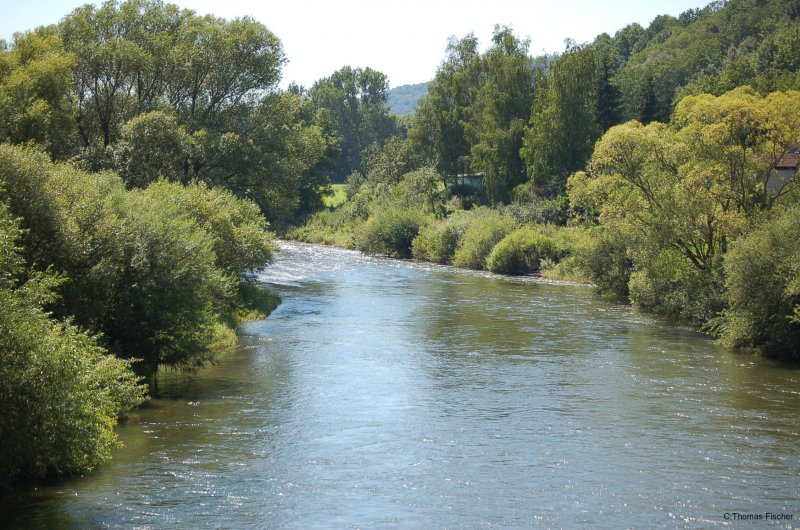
[775,152,800,169]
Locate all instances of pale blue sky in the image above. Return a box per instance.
[1,0,713,88]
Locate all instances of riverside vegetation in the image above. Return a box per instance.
[292,0,800,363]
[0,0,320,488]
[2,0,800,491]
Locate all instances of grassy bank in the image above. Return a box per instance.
[289,173,592,285]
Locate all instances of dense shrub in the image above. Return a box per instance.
[445,183,484,210]
[451,208,518,270]
[113,111,188,187]
[0,144,276,373]
[141,181,275,277]
[510,182,570,225]
[111,188,234,371]
[714,206,800,357]
[357,206,430,258]
[486,226,558,275]
[570,228,633,298]
[411,210,474,263]
[391,167,442,213]
[628,249,724,326]
[0,204,146,485]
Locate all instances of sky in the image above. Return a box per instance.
[1,0,713,89]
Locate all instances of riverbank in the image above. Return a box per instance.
[4,240,798,529]
[286,202,595,286]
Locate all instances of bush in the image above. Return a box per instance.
[112,189,234,371]
[411,209,474,263]
[0,144,275,373]
[0,204,146,485]
[508,184,570,225]
[141,180,275,277]
[628,249,724,326]
[451,208,518,270]
[486,226,558,275]
[445,183,484,210]
[391,167,442,213]
[714,206,800,357]
[357,207,431,258]
[570,228,633,298]
[344,171,366,199]
[113,111,188,187]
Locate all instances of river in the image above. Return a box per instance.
[3,241,799,529]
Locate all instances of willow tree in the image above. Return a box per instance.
[0,31,76,158]
[60,0,285,151]
[568,87,800,322]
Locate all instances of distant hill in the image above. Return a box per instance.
[387,82,429,115]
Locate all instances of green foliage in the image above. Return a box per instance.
[357,206,430,258]
[0,31,76,158]
[0,203,146,485]
[323,183,347,208]
[521,44,602,195]
[452,208,518,270]
[628,250,725,325]
[308,66,397,180]
[195,90,332,223]
[409,34,481,179]
[411,209,475,263]
[60,0,285,149]
[141,180,275,277]
[569,228,632,298]
[509,182,570,225]
[568,87,800,326]
[113,110,188,187]
[714,205,800,357]
[391,167,442,214]
[344,171,367,200]
[236,281,281,322]
[539,226,595,283]
[361,136,419,187]
[486,226,558,275]
[0,1,335,225]
[466,27,535,203]
[0,143,275,373]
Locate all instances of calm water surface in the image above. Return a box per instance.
[3,241,800,529]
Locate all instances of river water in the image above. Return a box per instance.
[3,241,799,529]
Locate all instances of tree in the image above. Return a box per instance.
[308,66,396,180]
[0,143,276,373]
[466,26,536,203]
[0,31,76,158]
[194,91,332,223]
[361,136,419,187]
[568,87,800,323]
[60,0,285,153]
[522,44,602,195]
[637,73,660,124]
[409,34,482,179]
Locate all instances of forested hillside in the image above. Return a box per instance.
[387,82,429,115]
